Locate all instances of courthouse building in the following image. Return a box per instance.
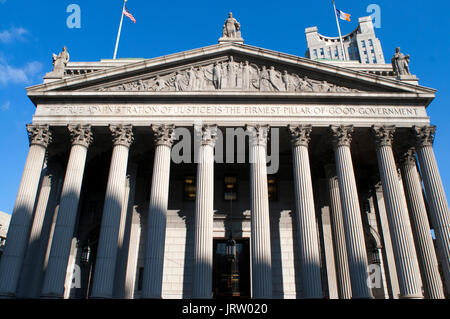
[0,15,449,299]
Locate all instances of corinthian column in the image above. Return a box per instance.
[329,125,371,299]
[325,164,352,299]
[247,124,273,299]
[0,125,51,298]
[192,124,217,299]
[90,125,134,299]
[41,124,93,298]
[400,149,445,299]
[142,124,175,299]
[288,125,322,298]
[371,125,423,299]
[413,125,450,295]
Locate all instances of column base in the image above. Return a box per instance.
[0,292,16,299]
[399,294,424,299]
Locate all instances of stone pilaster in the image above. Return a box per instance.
[142,124,175,299]
[91,125,134,299]
[192,124,217,299]
[41,124,93,298]
[288,125,322,298]
[325,164,352,299]
[329,125,372,299]
[0,125,51,297]
[371,125,423,299]
[400,149,445,299]
[247,124,273,298]
[413,125,450,295]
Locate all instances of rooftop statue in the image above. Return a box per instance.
[45,46,69,79]
[391,47,410,76]
[222,12,241,38]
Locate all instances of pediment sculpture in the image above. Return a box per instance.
[98,57,362,93]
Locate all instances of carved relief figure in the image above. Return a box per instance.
[282,71,291,91]
[174,71,186,91]
[227,56,239,88]
[212,62,222,89]
[187,67,197,91]
[97,59,361,93]
[268,66,281,91]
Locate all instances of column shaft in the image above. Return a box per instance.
[400,151,445,299]
[329,125,372,299]
[326,168,352,299]
[372,126,423,299]
[248,125,272,299]
[91,125,133,298]
[41,125,92,298]
[192,125,217,299]
[414,126,450,295]
[0,125,51,297]
[142,125,175,298]
[289,125,322,298]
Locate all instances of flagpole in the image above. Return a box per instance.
[113,0,127,60]
[333,0,348,61]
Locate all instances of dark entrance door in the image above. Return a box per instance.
[213,238,250,299]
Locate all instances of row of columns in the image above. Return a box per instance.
[0,123,449,299]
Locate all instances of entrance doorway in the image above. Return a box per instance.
[212,238,250,299]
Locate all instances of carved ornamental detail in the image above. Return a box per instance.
[97,57,362,93]
[195,125,218,147]
[288,125,312,147]
[110,124,134,148]
[413,125,436,148]
[371,125,396,148]
[152,124,176,147]
[329,125,354,148]
[246,124,270,147]
[27,124,52,148]
[68,124,93,148]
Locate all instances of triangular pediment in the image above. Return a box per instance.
[27,43,436,98]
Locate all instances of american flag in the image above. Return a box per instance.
[123,6,136,23]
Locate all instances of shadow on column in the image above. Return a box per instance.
[181,209,194,298]
[270,211,284,298]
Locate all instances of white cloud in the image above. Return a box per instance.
[0,60,42,85]
[0,27,29,43]
[1,101,10,111]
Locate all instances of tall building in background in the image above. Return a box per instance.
[0,14,448,299]
[305,16,385,65]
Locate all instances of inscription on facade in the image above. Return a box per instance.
[37,105,422,118]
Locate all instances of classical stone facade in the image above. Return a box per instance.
[0,15,449,299]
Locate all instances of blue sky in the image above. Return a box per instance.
[0,0,449,215]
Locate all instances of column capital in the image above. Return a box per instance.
[399,149,417,167]
[288,124,312,147]
[68,124,93,148]
[413,125,436,147]
[152,124,176,147]
[195,124,218,147]
[246,124,269,147]
[109,124,134,148]
[371,125,396,148]
[329,125,353,148]
[26,124,52,148]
